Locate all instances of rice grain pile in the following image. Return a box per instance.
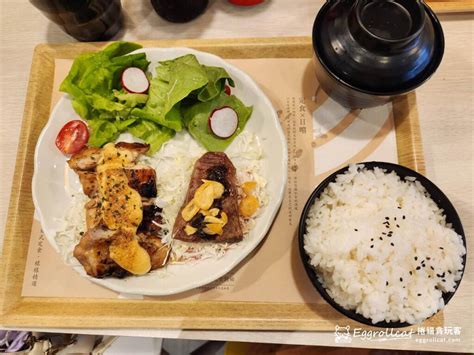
[303,164,466,324]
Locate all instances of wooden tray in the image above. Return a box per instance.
[428,0,474,13]
[0,37,428,330]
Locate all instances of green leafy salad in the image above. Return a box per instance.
[60,41,253,154]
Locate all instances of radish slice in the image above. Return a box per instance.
[209,106,239,139]
[121,67,149,94]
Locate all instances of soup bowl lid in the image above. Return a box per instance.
[312,0,444,96]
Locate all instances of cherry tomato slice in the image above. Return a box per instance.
[55,120,89,154]
[224,85,232,95]
[228,0,264,5]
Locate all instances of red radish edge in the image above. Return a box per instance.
[224,85,231,95]
[208,106,239,139]
[121,67,150,94]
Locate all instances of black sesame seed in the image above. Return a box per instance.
[386,281,389,286]
[409,271,413,276]
[421,260,425,264]
[418,293,422,296]
[415,256,418,261]
[382,232,387,235]
[354,229,358,232]
[448,270,452,274]
[442,279,446,282]
[427,257,431,260]
[439,247,444,250]
[396,224,400,228]
[371,238,374,241]
[428,275,431,278]
[400,277,403,282]
[380,237,383,241]
[386,225,390,229]
[390,243,394,247]
[402,215,406,220]
[435,286,439,290]
[370,245,374,248]
[416,266,421,270]
[79,231,84,236]
[398,206,402,209]
[394,217,397,221]
[385,217,389,220]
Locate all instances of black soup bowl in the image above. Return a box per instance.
[298,162,466,328]
[312,0,445,108]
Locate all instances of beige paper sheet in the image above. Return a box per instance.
[21,57,398,302]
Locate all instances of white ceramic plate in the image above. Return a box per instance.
[32,47,287,296]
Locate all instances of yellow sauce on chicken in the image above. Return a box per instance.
[96,143,151,275]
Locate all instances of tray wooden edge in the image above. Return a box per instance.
[393,94,426,174]
[428,1,474,13]
[0,44,55,319]
[0,37,429,330]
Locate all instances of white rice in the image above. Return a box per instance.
[55,130,268,267]
[303,164,466,325]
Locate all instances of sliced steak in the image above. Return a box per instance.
[172,152,243,243]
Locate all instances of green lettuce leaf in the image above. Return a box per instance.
[113,89,148,108]
[182,92,253,151]
[131,77,184,131]
[87,120,121,147]
[59,41,149,121]
[197,66,234,102]
[131,55,235,133]
[128,120,175,154]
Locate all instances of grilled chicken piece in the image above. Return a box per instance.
[71,141,168,278]
[137,233,170,270]
[85,198,102,230]
[77,168,158,199]
[136,202,169,270]
[115,142,149,156]
[68,147,101,171]
[73,230,128,278]
[68,142,150,172]
[76,202,168,277]
[126,168,158,198]
[139,203,163,235]
[78,171,98,198]
[173,152,243,243]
